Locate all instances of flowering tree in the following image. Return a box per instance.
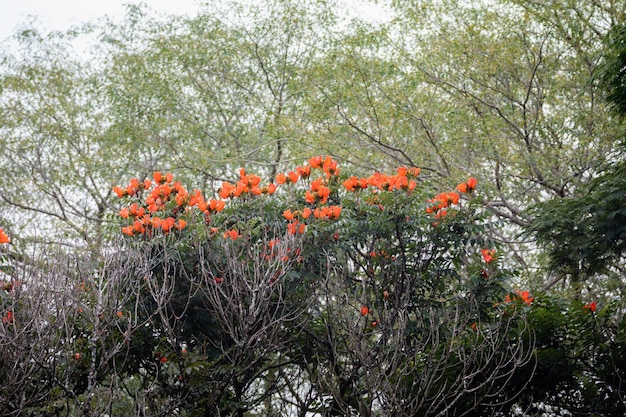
[2,157,624,416]
[100,157,537,416]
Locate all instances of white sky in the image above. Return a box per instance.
[0,0,201,41]
[0,0,390,43]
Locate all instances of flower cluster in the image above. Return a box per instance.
[276,157,344,235]
[455,177,477,193]
[481,249,496,264]
[115,171,226,237]
[504,290,534,306]
[113,160,477,252]
[426,177,477,219]
[342,167,420,192]
[583,301,597,312]
[219,168,276,199]
[0,228,9,244]
[2,310,13,324]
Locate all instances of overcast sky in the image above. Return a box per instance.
[0,0,201,41]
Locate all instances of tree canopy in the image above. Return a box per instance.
[1,0,626,415]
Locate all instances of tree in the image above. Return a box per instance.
[526,17,626,297]
[99,158,535,416]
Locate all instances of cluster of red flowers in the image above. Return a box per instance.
[0,228,9,244]
[276,165,310,185]
[2,310,13,324]
[456,177,477,193]
[343,167,420,193]
[481,249,496,264]
[309,155,340,178]
[583,301,597,312]
[219,168,276,199]
[277,156,344,235]
[504,290,534,306]
[113,160,473,251]
[426,177,477,219]
[305,178,331,205]
[115,171,226,237]
[115,157,348,239]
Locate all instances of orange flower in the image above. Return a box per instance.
[122,225,135,236]
[209,199,226,212]
[283,209,295,221]
[129,178,140,190]
[153,172,164,184]
[583,301,597,312]
[275,173,287,184]
[113,186,126,198]
[175,192,188,206]
[481,249,496,264]
[2,311,13,324]
[322,156,339,176]
[287,171,299,184]
[360,306,369,316]
[310,178,324,192]
[302,207,312,219]
[197,199,208,213]
[319,185,331,198]
[189,190,203,207]
[296,165,311,178]
[504,290,533,305]
[223,230,240,240]
[328,205,342,219]
[445,192,460,205]
[287,220,306,235]
[132,220,145,234]
[116,310,123,318]
[176,219,187,230]
[160,356,168,363]
[265,183,277,194]
[233,182,247,197]
[343,176,359,191]
[456,177,478,193]
[308,156,323,168]
[518,291,533,305]
[160,217,175,232]
[219,182,235,199]
[0,228,10,244]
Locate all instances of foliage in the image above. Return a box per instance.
[527,161,626,281]
[526,16,626,296]
[2,0,623,286]
[1,0,626,415]
[1,158,534,416]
